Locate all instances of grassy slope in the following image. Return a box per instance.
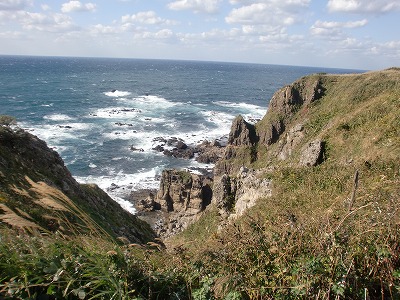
[165,69,400,298]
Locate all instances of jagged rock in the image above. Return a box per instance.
[258,119,285,146]
[228,115,257,146]
[230,168,272,219]
[212,174,235,217]
[137,192,161,212]
[299,140,325,166]
[257,77,324,146]
[150,169,213,237]
[195,140,225,164]
[156,169,211,213]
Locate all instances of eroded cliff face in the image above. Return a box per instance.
[141,75,328,237]
[0,126,155,243]
[257,76,324,145]
[209,75,327,225]
[134,170,213,238]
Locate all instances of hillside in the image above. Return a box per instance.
[1,68,399,299]
[0,125,155,242]
[166,68,400,299]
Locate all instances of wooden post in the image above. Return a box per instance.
[348,170,359,211]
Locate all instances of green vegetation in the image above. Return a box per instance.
[1,69,399,299]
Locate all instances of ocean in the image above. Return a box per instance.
[0,55,362,212]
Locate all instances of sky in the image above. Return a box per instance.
[0,0,399,70]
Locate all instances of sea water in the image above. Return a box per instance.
[0,56,362,213]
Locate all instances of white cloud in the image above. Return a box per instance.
[313,19,368,29]
[61,1,96,13]
[229,0,310,9]
[134,29,176,41]
[121,11,177,26]
[310,19,368,39]
[167,0,222,14]
[226,0,310,27]
[90,24,121,35]
[14,11,77,32]
[0,0,32,11]
[41,4,51,11]
[327,0,400,13]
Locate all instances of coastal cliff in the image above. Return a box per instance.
[1,68,399,299]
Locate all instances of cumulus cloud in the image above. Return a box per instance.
[134,28,176,41]
[121,11,177,26]
[21,12,77,32]
[310,19,368,39]
[226,0,310,27]
[327,0,400,13]
[0,0,32,11]
[167,0,222,14]
[61,1,96,13]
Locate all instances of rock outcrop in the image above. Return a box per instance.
[277,123,305,161]
[212,167,272,219]
[152,137,225,163]
[228,115,258,146]
[257,76,325,146]
[134,169,213,237]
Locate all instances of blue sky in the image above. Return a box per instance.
[1,0,399,70]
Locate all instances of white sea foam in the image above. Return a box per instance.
[23,122,92,150]
[43,113,74,121]
[89,107,141,119]
[75,166,164,214]
[128,95,179,109]
[104,90,131,97]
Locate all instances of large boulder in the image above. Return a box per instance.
[299,139,325,166]
[212,167,272,219]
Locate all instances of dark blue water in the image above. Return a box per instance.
[0,55,361,211]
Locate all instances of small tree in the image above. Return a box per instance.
[0,115,17,126]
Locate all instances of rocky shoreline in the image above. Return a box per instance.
[128,74,329,238]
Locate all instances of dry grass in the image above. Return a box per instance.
[0,203,42,231]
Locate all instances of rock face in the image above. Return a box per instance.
[257,76,324,146]
[277,123,305,161]
[133,169,213,237]
[156,169,212,214]
[228,115,258,146]
[212,167,272,219]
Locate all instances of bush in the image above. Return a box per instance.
[0,115,17,126]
